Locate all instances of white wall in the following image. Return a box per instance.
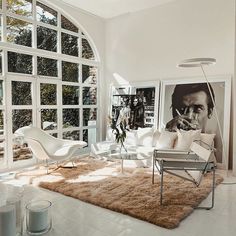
[106,0,234,80]
[105,0,235,167]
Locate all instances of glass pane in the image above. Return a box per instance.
[12,81,32,105]
[37,57,57,77]
[63,130,80,140]
[8,51,32,74]
[41,109,57,130]
[83,129,96,147]
[0,140,5,162]
[12,109,32,133]
[50,133,57,138]
[0,1,2,9]
[13,137,32,162]
[7,0,32,18]
[63,109,79,128]
[36,2,57,26]
[0,110,4,135]
[62,61,79,82]
[40,83,57,105]
[61,33,78,57]
[61,15,78,33]
[83,87,97,105]
[0,81,3,105]
[0,14,2,41]
[0,53,2,74]
[82,65,97,84]
[82,38,95,60]
[37,26,57,52]
[7,16,32,47]
[83,108,97,126]
[62,85,79,105]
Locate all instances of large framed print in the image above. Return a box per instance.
[109,81,160,130]
[159,75,231,169]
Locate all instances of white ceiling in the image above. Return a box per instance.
[58,0,176,19]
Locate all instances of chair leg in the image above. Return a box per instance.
[195,168,215,210]
[72,160,75,168]
[46,159,49,175]
[152,155,155,184]
[160,169,164,206]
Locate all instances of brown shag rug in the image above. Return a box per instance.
[37,157,223,229]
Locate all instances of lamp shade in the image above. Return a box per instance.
[177,58,216,68]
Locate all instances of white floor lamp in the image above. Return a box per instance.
[177,58,227,168]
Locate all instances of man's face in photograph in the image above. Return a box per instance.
[180,91,211,131]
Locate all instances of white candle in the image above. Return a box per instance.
[0,205,16,236]
[28,205,49,232]
[6,197,22,234]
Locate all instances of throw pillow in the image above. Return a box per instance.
[136,127,154,147]
[155,130,177,149]
[174,129,201,151]
[152,129,161,147]
[200,133,216,147]
[106,128,115,142]
[124,130,137,146]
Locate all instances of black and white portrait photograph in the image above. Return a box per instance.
[159,77,231,167]
[111,82,159,130]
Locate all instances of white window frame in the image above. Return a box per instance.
[0,0,100,170]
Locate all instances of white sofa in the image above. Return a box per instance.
[90,127,216,167]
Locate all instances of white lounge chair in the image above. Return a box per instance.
[15,126,87,172]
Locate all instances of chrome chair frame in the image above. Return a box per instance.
[152,141,216,210]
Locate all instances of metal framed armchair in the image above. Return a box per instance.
[152,140,216,209]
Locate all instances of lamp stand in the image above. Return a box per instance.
[177,58,227,170]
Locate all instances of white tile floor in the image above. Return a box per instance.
[1,169,236,236]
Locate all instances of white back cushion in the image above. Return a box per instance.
[124,130,137,146]
[136,127,154,147]
[200,133,215,147]
[106,128,115,142]
[174,129,201,151]
[152,129,161,147]
[156,130,177,149]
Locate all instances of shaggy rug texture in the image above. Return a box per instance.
[38,157,223,229]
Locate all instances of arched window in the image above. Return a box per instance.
[0,0,100,169]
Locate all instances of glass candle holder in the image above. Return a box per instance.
[26,200,52,235]
[6,196,23,236]
[0,205,16,236]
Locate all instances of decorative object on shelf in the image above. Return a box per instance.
[108,115,128,153]
[26,200,52,235]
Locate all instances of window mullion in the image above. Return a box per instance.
[57,80,62,138]
[32,0,37,49]
[2,1,6,43]
[58,12,61,55]
[5,78,13,166]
